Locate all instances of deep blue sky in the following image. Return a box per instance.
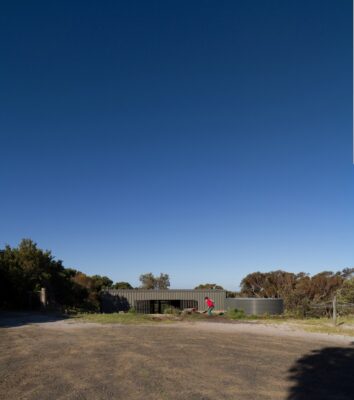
[1,1,353,290]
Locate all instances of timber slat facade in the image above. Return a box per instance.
[101,289,226,313]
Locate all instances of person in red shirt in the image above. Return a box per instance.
[204,296,215,316]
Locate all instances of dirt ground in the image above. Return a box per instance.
[1,314,354,400]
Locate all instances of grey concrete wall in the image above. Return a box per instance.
[225,298,284,315]
[101,289,226,313]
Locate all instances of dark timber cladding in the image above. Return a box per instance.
[101,289,226,313]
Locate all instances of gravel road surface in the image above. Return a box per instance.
[1,314,353,400]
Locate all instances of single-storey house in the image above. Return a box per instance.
[101,289,284,315]
[101,289,225,313]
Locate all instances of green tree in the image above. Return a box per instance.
[139,273,170,289]
[0,239,116,311]
[139,272,155,289]
[307,271,343,303]
[194,283,224,290]
[70,272,101,311]
[156,273,170,289]
[112,281,133,289]
[338,278,354,303]
[0,239,75,309]
[91,275,113,291]
[0,250,12,308]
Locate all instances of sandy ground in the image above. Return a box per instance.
[1,314,354,400]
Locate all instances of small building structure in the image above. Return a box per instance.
[101,289,225,313]
[101,289,284,315]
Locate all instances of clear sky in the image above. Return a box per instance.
[0,1,353,290]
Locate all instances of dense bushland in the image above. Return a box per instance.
[0,239,115,311]
[1,239,353,315]
[239,269,354,315]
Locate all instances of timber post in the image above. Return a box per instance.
[332,295,337,326]
[40,288,47,309]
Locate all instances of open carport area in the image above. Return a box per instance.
[1,315,354,400]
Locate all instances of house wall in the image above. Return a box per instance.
[101,289,226,313]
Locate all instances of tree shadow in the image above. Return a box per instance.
[287,346,354,400]
[0,311,68,328]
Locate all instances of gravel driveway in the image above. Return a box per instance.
[1,314,353,400]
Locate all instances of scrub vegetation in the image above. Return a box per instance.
[1,239,354,325]
[73,312,154,324]
[53,311,354,338]
[0,239,170,312]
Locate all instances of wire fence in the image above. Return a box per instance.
[307,297,354,323]
[310,303,354,309]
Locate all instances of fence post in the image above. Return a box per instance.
[332,295,337,326]
[40,288,47,310]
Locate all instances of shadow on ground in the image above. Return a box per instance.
[287,346,354,400]
[0,312,67,328]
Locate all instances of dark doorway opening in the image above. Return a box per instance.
[135,299,198,314]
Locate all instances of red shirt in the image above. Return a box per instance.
[206,298,214,307]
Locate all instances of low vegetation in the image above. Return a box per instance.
[72,310,354,338]
[73,312,154,324]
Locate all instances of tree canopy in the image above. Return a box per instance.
[194,283,224,290]
[0,239,125,311]
[139,273,170,289]
[112,281,133,289]
[240,269,352,312]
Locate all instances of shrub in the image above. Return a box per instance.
[227,308,246,319]
[163,306,181,315]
